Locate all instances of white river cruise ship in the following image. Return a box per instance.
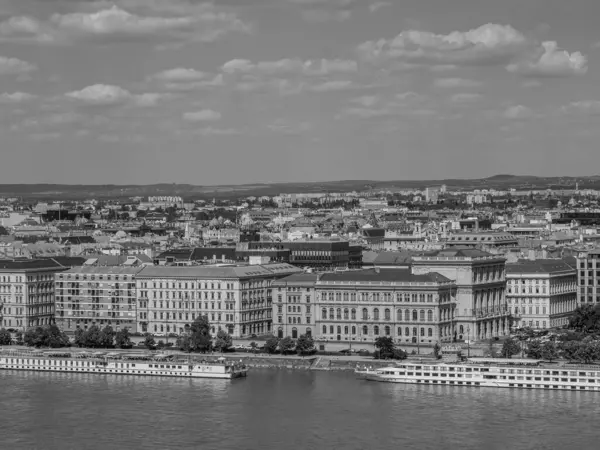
[0,349,248,379]
[356,357,600,391]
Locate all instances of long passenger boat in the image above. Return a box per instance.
[0,349,248,379]
[356,357,600,391]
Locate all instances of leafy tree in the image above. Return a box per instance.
[83,325,102,348]
[374,336,395,358]
[23,325,70,348]
[433,342,442,359]
[0,328,12,345]
[392,348,408,360]
[568,305,600,333]
[99,325,115,348]
[73,328,85,347]
[144,334,156,349]
[295,334,315,354]
[279,336,295,355]
[526,340,543,359]
[264,336,279,354]
[115,328,132,349]
[541,341,559,361]
[500,338,521,358]
[249,341,258,354]
[214,330,233,353]
[177,316,212,353]
[15,331,23,345]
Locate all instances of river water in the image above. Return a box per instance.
[1,369,596,450]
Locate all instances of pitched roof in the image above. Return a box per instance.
[0,259,65,271]
[319,268,451,284]
[137,263,302,279]
[506,259,577,274]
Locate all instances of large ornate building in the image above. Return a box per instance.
[412,248,510,342]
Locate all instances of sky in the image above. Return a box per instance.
[1,0,600,185]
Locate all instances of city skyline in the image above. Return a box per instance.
[2,0,600,184]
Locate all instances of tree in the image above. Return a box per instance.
[83,325,102,348]
[73,328,85,347]
[295,334,315,354]
[189,315,212,352]
[433,342,442,359]
[541,341,559,361]
[99,325,115,348]
[501,338,521,358]
[23,325,70,348]
[250,341,258,354]
[374,336,395,359]
[279,336,295,355]
[568,305,600,333]
[526,340,543,359]
[115,328,132,349]
[214,330,233,353]
[144,334,156,349]
[392,348,408,360]
[15,331,23,345]
[0,328,12,345]
[264,336,279,354]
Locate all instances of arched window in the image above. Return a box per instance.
[427,310,433,322]
[412,327,417,336]
[337,326,341,334]
[329,308,334,319]
[397,309,402,321]
[373,308,380,320]
[362,325,368,335]
[322,325,327,334]
[428,328,433,337]
[405,327,409,336]
[344,326,349,334]
[336,308,342,320]
[459,325,464,334]
[322,308,327,319]
[351,326,356,334]
[362,308,368,320]
[384,308,391,320]
[351,308,356,320]
[420,328,425,337]
[292,328,298,339]
[420,310,425,321]
[384,326,390,336]
[405,310,410,321]
[343,308,349,320]
[374,326,380,335]
[288,317,292,324]
[397,327,402,336]
[412,310,418,321]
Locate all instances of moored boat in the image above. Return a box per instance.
[356,357,600,391]
[0,349,248,379]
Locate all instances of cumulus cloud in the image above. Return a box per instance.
[369,2,391,13]
[65,84,170,107]
[309,80,353,92]
[0,4,250,47]
[287,0,355,22]
[503,105,533,119]
[507,41,587,77]
[0,55,36,75]
[339,91,430,119]
[434,77,482,88]
[358,23,587,77]
[182,109,222,122]
[222,58,357,76]
[0,92,37,103]
[561,101,600,115]
[450,93,482,103]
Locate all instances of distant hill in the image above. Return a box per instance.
[1,175,599,201]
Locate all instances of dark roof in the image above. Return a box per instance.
[272,273,319,285]
[37,256,87,267]
[420,247,494,258]
[506,259,577,274]
[362,251,414,266]
[319,268,451,283]
[0,259,66,271]
[156,249,193,260]
[190,247,237,261]
[60,236,96,245]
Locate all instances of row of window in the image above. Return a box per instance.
[322,307,436,322]
[322,325,434,337]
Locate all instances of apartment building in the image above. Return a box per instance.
[136,263,302,338]
[1,259,69,330]
[54,267,143,333]
[272,273,318,338]
[412,248,510,341]
[506,259,577,330]
[576,249,600,304]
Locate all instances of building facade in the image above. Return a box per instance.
[412,248,510,342]
[54,267,143,333]
[576,249,600,305]
[136,263,302,338]
[1,260,69,330]
[272,274,318,338]
[506,259,577,330]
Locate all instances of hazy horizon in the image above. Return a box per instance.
[2,0,600,184]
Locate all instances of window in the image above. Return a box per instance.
[412,310,418,321]
[344,308,349,320]
[405,310,410,321]
[420,310,425,321]
[362,325,368,335]
[397,310,402,321]
[384,326,390,336]
[336,308,342,320]
[427,310,433,321]
[351,326,356,334]
[428,328,433,337]
[351,309,356,320]
[373,308,379,320]
[374,326,379,335]
[322,325,327,334]
[322,308,327,320]
[398,327,402,336]
[362,308,368,320]
[384,308,391,320]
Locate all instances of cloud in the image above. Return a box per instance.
[29,132,62,141]
[309,80,353,92]
[434,77,482,88]
[268,119,312,135]
[65,84,171,107]
[0,55,36,75]
[147,68,224,91]
[182,109,222,122]
[0,92,37,103]
[350,95,379,107]
[369,2,391,13]
[151,67,209,81]
[561,101,600,116]
[287,0,355,22]
[450,93,482,103]
[0,4,250,47]
[507,41,587,77]
[222,58,357,76]
[339,91,430,119]
[503,105,533,119]
[358,23,586,77]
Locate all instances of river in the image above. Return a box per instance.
[1,369,595,450]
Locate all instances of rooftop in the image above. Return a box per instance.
[506,259,577,275]
[319,268,452,284]
[137,263,302,279]
[0,259,66,271]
